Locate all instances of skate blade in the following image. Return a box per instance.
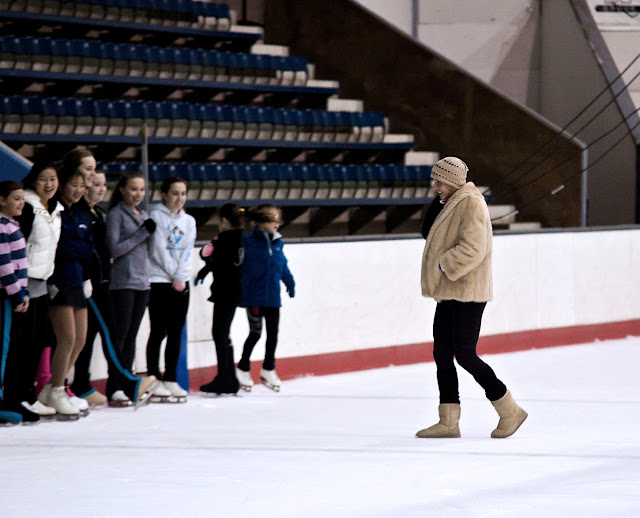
[134,380,161,410]
[239,384,252,392]
[55,413,80,422]
[37,414,57,421]
[200,391,240,398]
[78,409,90,418]
[1,421,22,427]
[150,395,187,404]
[21,420,40,426]
[108,401,133,408]
[260,380,280,392]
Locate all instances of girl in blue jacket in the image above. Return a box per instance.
[236,205,295,391]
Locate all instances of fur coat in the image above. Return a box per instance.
[421,182,493,303]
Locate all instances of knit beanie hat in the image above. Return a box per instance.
[430,157,469,189]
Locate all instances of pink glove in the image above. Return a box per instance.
[202,242,214,257]
[172,280,187,292]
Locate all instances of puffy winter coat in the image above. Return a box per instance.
[240,227,295,308]
[421,182,493,303]
[22,189,63,280]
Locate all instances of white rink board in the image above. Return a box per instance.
[85,227,640,378]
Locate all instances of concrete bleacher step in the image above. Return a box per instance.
[383,134,414,143]
[508,222,542,231]
[308,79,340,89]
[327,98,363,112]
[488,204,517,225]
[250,44,290,57]
[404,151,439,165]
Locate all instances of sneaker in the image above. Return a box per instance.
[81,390,108,407]
[163,381,188,398]
[49,386,80,421]
[236,368,254,388]
[109,390,132,407]
[31,400,57,420]
[260,369,281,390]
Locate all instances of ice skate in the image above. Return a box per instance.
[200,377,240,397]
[260,369,281,392]
[236,368,254,392]
[67,390,90,418]
[0,401,23,427]
[31,400,56,421]
[80,390,108,408]
[109,390,132,408]
[134,378,160,410]
[149,381,173,403]
[163,381,188,403]
[10,402,41,425]
[49,386,80,421]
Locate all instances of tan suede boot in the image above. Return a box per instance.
[416,403,461,438]
[490,391,528,438]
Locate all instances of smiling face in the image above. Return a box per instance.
[61,174,86,206]
[78,155,97,188]
[34,167,59,204]
[120,177,145,209]
[162,181,187,214]
[87,171,107,206]
[431,178,456,201]
[0,188,25,218]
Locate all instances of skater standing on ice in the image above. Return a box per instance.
[146,177,196,403]
[196,203,245,396]
[0,181,30,426]
[105,172,157,407]
[416,157,527,439]
[236,205,295,392]
[3,163,62,423]
[69,168,111,407]
[38,168,94,421]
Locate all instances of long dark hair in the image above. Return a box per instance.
[108,172,144,211]
[219,203,245,229]
[160,176,187,194]
[21,161,58,191]
[60,148,94,176]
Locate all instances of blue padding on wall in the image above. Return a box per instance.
[177,323,189,391]
[0,143,30,181]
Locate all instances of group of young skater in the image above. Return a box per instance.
[0,146,296,426]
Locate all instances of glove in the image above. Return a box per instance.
[83,279,93,299]
[287,285,295,298]
[143,218,156,233]
[201,242,214,258]
[194,266,209,285]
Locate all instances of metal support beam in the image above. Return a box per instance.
[348,206,386,234]
[386,204,422,232]
[309,206,348,236]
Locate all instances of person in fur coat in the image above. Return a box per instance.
[416,157,527,439]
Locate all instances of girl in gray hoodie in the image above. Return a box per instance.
[105,172,157,406]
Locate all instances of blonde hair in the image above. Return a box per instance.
[245,204,282,225]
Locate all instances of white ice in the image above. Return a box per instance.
[2,337,639,518]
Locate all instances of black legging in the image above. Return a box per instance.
[3,294,50,405]
[238,307,280,371]
[146,282,190,382]
[432,300,506,404]
[106,289,149,397]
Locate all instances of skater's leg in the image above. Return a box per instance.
[49,305,78,388]
[451,301,507,402]
[433,301,460,404]
[146,283,170,380]
[237,307,263,372]
[162,285,189,382]
[107,289,136,396]
[67,308,88,371]
[121,290,150,375]
[262,307,280,371]
[212,303,236,377]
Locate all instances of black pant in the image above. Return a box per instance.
[208,301,239,388]
[432,300,506,404]
[106,289,149,397]
[3,295,50,405]
[238,307,280,372]
[146,282,190,382]
[71,282,111,397]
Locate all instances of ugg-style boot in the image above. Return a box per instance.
[490,391,528,438]
[416,403,461,438]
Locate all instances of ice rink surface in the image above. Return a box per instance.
[2,337,639,518]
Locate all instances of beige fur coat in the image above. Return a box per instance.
[421,182,493,302]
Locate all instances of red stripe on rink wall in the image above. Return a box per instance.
[90,319,640,393]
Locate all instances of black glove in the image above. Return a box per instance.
[195,266,209,285]
[143,218,156,233]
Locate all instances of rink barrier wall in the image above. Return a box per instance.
[86,226,640,391]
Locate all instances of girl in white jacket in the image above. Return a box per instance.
[147,177,196,401]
